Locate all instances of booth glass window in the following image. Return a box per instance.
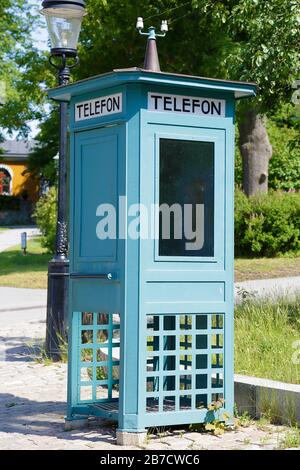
[159,139,214,257]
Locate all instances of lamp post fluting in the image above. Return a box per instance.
[40,0,86,360]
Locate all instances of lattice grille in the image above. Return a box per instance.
[78,312,120,403]
[146,314,224,413]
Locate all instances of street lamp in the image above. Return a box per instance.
[41,0,86,360]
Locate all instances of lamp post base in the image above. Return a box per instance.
[45,257,69,361]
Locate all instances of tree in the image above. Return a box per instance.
[26,109,59,186]
[29,0,230,183]
[29,0,300,193]
[0,1,49,139]
[194,0,300,195]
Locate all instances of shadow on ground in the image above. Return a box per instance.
[0,393,117,446]
[0,335,45,362]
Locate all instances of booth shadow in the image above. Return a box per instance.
[0,334,45,362]
[0,393,117,445]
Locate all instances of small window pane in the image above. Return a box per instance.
[163,355,175,371]
[97,329,109,344]
[147,336,159,352]
[163,335,176,351]
[164,376,176,391]
[147,356,160,372]
[180,375,192,390]
[180,335,192,350]
[163,396,176,412]
[147,377,159,392]
[163,316,176,330]
[146,397,159,413]
[96,366,108,381]
[80,385,92,401]
[180,395,191,410]
[81,348,93,362]
[196,354,207,369]
[96,384,108,400]
[196,394,207,409]
[180,354,192,370]
[196,374,207,389]
[147,316,160,331]
[97,313,109,325]
[82,312,93,325]
[196,315,207,330]
[180,315,192,330]
[212,314,223,329]
[81,330,93,344]
[196,334,207,349]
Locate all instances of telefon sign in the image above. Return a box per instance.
[75,93,122,121]
[148,92,225,117]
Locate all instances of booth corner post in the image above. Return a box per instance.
[40,0,87,360]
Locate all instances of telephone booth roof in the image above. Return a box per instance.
[48,67,256,102]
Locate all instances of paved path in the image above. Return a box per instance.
[235,276,300,302]
[0,310,298,450]
[0,287,47,312]
[0,226,40,253]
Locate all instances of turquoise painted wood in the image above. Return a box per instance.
[49,68,256,432]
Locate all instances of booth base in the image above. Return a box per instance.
[116,430,147,447]
[64,416,89,431]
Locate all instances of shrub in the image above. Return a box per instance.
[267,120,300,192]
[235,189,300,257]
[33,187,57,253]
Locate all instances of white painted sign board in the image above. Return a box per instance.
[148,92,225,117]
[75,93,122,122]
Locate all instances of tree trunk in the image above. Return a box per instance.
[238,109,272,196]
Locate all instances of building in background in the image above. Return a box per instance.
[0,140,39,225]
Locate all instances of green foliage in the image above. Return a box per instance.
[195,0,300,114]
[0,195,20,211]
[190,398,232,436]
[235,107,300,191]
[267,107,300,191]
[235,189,300,257]
[77,1,229,80]
[26,110,59,186]
[33,187,57,253]
[235,296,300,384]
[278,427,300,449]
[0,1,48,138]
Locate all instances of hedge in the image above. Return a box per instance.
[235,189,300,257]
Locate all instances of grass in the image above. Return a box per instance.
[278,427,300,449]
[235,256,300,282]
[235,296,300,384]
[0,237,51,289]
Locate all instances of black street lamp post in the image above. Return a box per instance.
[41,0,86,360]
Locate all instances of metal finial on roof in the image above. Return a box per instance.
[136,18,168,72]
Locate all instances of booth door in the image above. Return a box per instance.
[139,118,233,428]
[70,125,125,411]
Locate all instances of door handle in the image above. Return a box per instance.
[70,273,114,280]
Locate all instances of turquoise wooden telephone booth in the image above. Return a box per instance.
[49,64,255,443]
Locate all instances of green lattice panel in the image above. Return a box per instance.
[78,312,120,403]
[145,313,224,413]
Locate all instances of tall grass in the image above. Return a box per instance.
[235,296,300,384]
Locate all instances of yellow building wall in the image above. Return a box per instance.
[4,162,39,202]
